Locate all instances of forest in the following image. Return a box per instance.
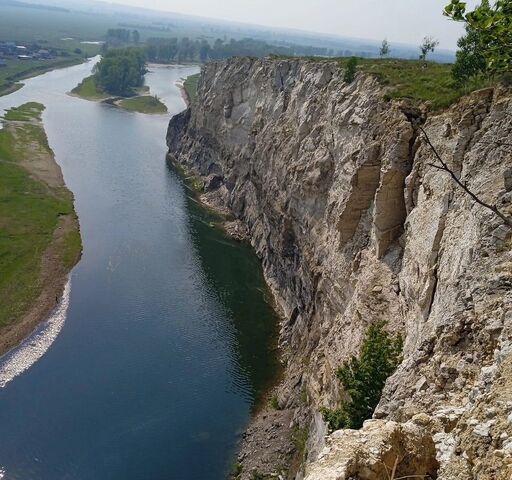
[145,37,349,63]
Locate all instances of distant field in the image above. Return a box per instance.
[0,3,106,96]
[0,4,217,46]
[0,5,110,45]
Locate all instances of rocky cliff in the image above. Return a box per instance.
[167,57,512,479]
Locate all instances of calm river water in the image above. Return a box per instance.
[0,59,279,479]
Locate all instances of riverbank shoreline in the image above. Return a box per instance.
[0,104,82,358]
[0,57,87,98]
[176,81,190,107]
[166,155,295,478]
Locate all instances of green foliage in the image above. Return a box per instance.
[268,395,281,410]
[452,22,487,85]
[230,463,243,479]
[380,39,390,57]
[419,36,440,61]
[444,0,512,74]
[145,36,341,64]
[94,47,146,96]
[343,56,358,83]
[105,28,140,46]
[358,58,492,110]
[291,426,309,456]
[322,322,402,431]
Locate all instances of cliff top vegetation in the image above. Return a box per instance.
[357,58,489,110]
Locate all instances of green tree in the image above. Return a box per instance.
[444,0,512,75]
[452,21,487,85]
[380,38,390,57]
[321,322,402,431]
[419,36,439,61]
[343,56,358,83]
[132,30,140,44]
[94,47,146,96]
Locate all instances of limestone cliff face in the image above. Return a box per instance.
[168,57,512,479]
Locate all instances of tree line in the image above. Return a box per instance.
[106,28,140,46]
[145,37,359,64]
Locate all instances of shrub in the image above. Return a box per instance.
[452,23,487,85]
[343,56,358,83]
[230,463,243,479]
[291,426,309,456]
[444,0,512,75]
[268,395,281,410]
[322,321,402,431]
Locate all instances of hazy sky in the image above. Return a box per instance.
[107,0,479,49]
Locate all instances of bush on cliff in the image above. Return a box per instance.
[343,56,358,83]
[321,321,402,431]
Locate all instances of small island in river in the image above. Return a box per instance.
[0,102,82,356]
[71,48,167,114]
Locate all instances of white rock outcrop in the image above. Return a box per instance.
[168,57,512,479]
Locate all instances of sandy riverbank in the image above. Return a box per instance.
[0,105,82,357]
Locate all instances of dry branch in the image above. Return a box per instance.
[419,126,512,228]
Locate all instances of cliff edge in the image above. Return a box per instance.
[167,57,512,479]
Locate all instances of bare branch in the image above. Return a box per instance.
[418,126,512,228]
[427,163,447,171]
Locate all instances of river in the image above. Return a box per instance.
[0,59,279,479]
